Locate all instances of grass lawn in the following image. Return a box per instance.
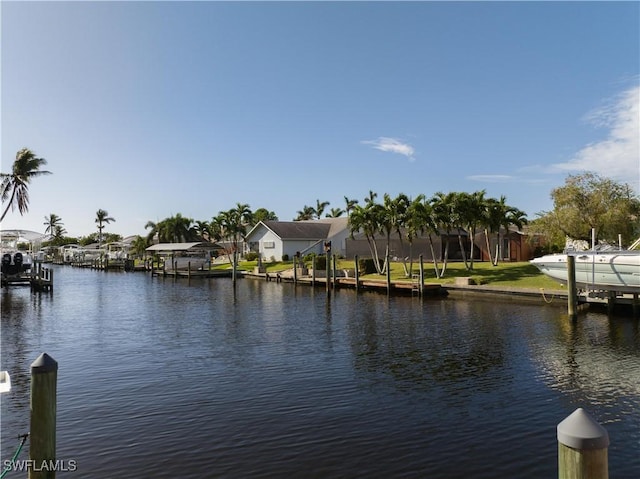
[230,258,564,290]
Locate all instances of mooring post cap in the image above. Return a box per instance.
[557,407,609,450]
[31,353,58,374]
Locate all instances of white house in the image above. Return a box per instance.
[245,218,350,261]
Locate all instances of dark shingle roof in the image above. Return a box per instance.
[263,221,331,240]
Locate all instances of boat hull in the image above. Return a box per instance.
[530,253,640,293]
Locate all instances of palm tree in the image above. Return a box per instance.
[344,196,359,217]
[44,213,63,236]
[404,194,427,277]
[460,190,487,270]
[349,201,384,274]
[145,220,159,243]
[216,203,253,282]
[130,235,149,259]
[326,207,345,218]
[95,209,115,247]
[194,220,211,241]
[295,205,315,221]
[413,197,441,278]
[1,148,52,222]
[430,192,456,277]
[314,200,330,219]
[53,224,67,241]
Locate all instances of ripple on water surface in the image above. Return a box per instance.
[1,267,639,478]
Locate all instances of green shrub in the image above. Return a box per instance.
[314,255,327,270]
[358,257,381,274]
[282,254,290,261]
[244,252,259,261]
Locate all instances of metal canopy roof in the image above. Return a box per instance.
[146,242,220,252]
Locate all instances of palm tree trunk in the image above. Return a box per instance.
[439,234,450,277]
[0,188,18,222]
[469,228,475,270]
[427,234,440,278]
[457,229,469,270]
[484,229,492,265]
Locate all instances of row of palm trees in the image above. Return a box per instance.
[144,204,277,245]
[2,149,527,278]
[43,209,115,246]
[295,197,360,220]
[348,190,527,277]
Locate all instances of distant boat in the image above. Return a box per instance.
[530,244,640,294]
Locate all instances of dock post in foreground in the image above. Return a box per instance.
[30,353,58,479]
[567,255,578,320]
[557,408,609,479]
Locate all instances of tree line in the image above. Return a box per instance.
[2,148,639,264]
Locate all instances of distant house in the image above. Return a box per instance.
[346,226,538,262]
[245,218,350,261]
[475,226,540,262]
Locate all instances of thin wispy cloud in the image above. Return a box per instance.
[362,137,416,162]
[553,84,640,189]
[467,175,514,183]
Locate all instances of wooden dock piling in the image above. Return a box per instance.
[557,408,609,479]
[567,255,578,320]
[29,353,58,479]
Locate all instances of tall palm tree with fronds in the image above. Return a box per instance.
[349,201,384,274]
[314,200,330,219]
[1,148,51,222]
[344,196,359,217]
[295,206,315,221]
[95,209,115,247]
[326,207,345,218]
[430,192,456,277]
[44,213,63,236]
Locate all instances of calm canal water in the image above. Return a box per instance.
[1,266,639,478]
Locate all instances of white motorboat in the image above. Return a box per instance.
[1,250,33,277]
[530,247,640,294]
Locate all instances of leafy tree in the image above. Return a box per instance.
[1,148,52,222]
[252,207,278,224]
[533,172,640,249]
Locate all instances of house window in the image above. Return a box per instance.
[264,241,275,249]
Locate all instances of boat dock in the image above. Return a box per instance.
[1,262,54,292]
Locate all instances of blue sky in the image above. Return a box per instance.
[2,1,639,238]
